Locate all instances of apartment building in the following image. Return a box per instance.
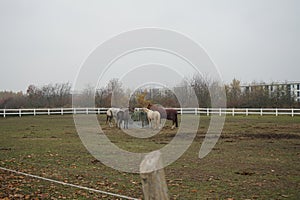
[241,81,300,102]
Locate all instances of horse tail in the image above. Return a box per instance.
[106,109,111,124]
[116,110,123,129]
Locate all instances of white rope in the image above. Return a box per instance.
[0,166,139,200]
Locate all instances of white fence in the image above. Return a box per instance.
[0,107,300,117]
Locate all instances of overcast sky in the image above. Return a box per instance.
[0,0,299,92]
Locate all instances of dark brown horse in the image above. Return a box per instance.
[147,104,178,129]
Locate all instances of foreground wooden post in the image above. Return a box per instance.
[140,151,169,200]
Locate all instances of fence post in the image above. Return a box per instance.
[180,108,183,115]
[246,108,248,116]
[292,108,294,117]
[260,108,263,116]
[19,109,21,117]
[86,108,89,115]
[275,108,278,116]
[34,109,36,116]
[140,151,169,200]
[207,108,209,116]
[219,108,222,116]
[61,108,63,115]
[195,108,197,115]
[3,109,5,118]
[48,109,50,115]
[232,108,235,116]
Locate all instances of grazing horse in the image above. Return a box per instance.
[130,109,149,128]
[116,109,130,129]
[142,108,161,130]
[106,108,120,127]
[139,110,149,128]
[147,104,178,129]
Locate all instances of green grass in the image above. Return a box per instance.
[0,115,300,199]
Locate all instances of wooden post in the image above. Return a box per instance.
[140,151,169,200]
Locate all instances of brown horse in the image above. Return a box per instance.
[147,104,178,129]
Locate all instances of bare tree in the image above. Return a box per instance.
[191,74,211,107]
[107,78,127,107]
[226,78,241,107]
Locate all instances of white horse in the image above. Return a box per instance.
[142,108,161,130]
[106,108,120,127]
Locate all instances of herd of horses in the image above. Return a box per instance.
[106,104,178,130]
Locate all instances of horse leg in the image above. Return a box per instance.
[118,119,122,129]
[107,116,112,127]
[171,120,176,129]
[149,119,152,129]
[106,115,109,124]
[157,117,161,130]
[115,117,118,128]
[124,119,128,129]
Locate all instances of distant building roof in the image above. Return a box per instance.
[241,81,300,87]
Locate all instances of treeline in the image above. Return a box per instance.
[0,83,72,109]
[0,77,299,109]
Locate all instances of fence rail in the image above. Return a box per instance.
[0,107,300,117]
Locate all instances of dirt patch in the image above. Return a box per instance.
[235,171,255,176]
[0,147,11,151]
[245,133,300,139]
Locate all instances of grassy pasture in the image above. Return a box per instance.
[0,114,299,199]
